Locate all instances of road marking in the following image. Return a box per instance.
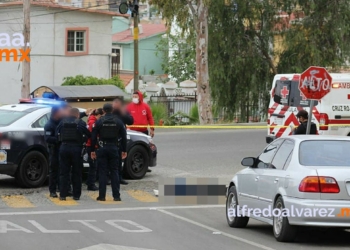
[105,220,152,233]
[46,194,79,206]
[77,244,156,250]
[1,195,35,208]
[86,192,122,205]
[157,209,276,250]
[127,190,158,202]
[0,205,224,216]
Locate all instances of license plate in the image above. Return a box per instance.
[0,140,10,150]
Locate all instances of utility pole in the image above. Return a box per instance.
[22,0,30,98]
[133,0,139,91]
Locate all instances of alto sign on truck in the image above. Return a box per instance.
[266,70,350,143]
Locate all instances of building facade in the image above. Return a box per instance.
[0,2,126,104]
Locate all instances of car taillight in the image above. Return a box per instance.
[299,176,340,193]
[319,113,329,130]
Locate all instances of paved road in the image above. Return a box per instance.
[0,129,349,249]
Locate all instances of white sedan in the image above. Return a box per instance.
[226,135,350,242]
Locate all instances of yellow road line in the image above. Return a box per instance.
[127,190,158,202]
[46,194,79,206]
[86,192,122,205]
[1,195,35,208]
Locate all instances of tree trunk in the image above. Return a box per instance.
[196,2,213,124]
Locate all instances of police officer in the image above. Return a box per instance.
[90,103,127,201]
[44,106,62,198]
[56,108,91,201]
[112,97,134,185]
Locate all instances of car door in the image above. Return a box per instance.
[256,139,294,215]
[239,140,283,210]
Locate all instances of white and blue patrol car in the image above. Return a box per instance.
[0,99,157,188]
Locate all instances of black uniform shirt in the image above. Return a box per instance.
[44,116,60,147]
[55,116,91,144]
[294,121,317,135]
[90,113,127,153]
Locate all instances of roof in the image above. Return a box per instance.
[0,104,48,112]
[112,23,168,43]
[0,2,129,17]
[32,85,129,99]
[119,73,134,87]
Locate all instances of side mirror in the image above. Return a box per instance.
[241,157,255,167]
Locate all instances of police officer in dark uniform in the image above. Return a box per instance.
[90,103,127,201]
[292,110,318,135]
[56,108,91,201]
[44,106,62,198]
[112,97,134,185]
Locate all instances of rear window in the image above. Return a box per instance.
[0,110,27,126]
[299,140,350,166]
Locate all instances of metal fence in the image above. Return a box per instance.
[149,93,197,117]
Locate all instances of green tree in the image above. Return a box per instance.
[150,0,214,124]
[155,33,196,83]
[278,0,350,73]
[62,75,125,91]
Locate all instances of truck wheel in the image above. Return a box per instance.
[124,145,149,179]
[16,151,48,188]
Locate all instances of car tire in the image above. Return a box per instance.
[124,145,149,180]
[226,186,249,228]
[273,196,298,242]
[16,151,48,188]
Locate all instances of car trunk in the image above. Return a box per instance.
[317,168,350,200]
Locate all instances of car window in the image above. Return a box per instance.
[256,140,283,168]
[0,110,27,127]
[32,114,50,128]
[270,140,294,170]
[283,150,293,169]
[299,140,350,166]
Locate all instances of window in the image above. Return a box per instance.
[65,28,89,56]
[0,110,27,127]
[283,151,293,169]
[32,114,50,128]
[256,139,283,168]
[299,140,350,166]
[271,140,294,170]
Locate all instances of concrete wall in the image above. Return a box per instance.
[116,34,165,75]
[112,16,130,34]
[0,6,113,104]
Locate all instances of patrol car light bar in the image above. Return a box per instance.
[19,98,66,106]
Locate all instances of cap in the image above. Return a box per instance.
[296,110,308,119]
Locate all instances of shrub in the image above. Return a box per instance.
[189,104,199,123]
[62,75,125,91]
[150,103,167,125]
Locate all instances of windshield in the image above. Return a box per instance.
[0,110,27,126]
[299,140,350,166]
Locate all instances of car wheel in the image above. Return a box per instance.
[273,196,298,242]
[226,186,249,228]
[124,145,149,179]
[16,151,48,188]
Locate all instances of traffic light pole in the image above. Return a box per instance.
[306,100,314,134]
[133,0,139,91]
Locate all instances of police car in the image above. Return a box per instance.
[0,99,157,188]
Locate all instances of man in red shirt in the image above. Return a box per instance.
[127,91,155,137]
